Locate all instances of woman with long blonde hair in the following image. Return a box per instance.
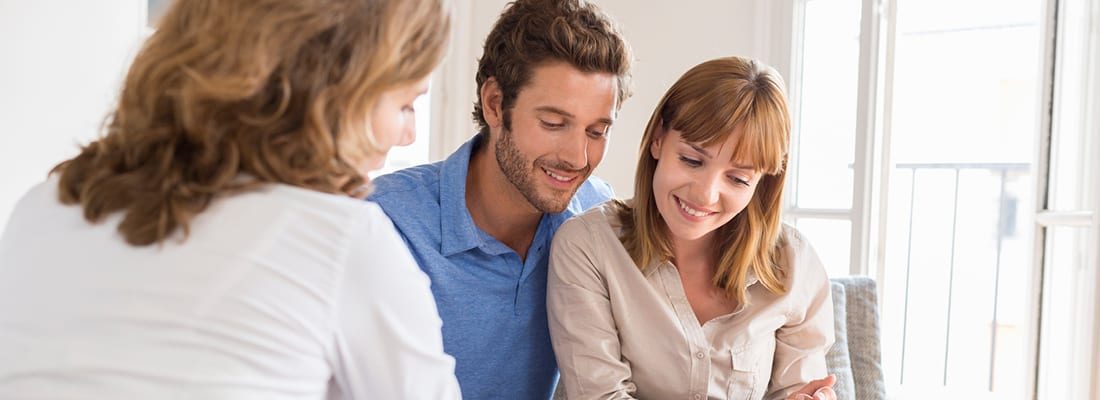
[548,56,836,400]
[0,0,459,398]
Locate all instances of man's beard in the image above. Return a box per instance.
[494,126,589,214]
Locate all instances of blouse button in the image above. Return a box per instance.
[694,394,702,400]
[695,351,705,359]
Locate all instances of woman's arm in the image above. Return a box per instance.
[330,206,461,400]
[767,230,836,400]
[547,217,638,400]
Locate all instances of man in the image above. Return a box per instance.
[367,0,632,398]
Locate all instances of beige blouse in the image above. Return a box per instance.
[547,201,834,400]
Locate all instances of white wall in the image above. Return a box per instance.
[438,0,778,198]
[0,0,148,229]
[0,0,779,231]
[594,0,769,198]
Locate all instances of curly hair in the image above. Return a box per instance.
[52,0,451,246]
[471,0,633,137]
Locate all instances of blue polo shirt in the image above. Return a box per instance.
[367,136,613,400]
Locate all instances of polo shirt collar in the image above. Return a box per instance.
[439,136,486,256]
[439,135,580,257]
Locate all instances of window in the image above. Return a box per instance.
[786,0,1099,398]
[786,0,862,280]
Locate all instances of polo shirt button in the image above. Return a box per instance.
[695,351,704,359]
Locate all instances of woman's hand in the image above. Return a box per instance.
[786,375,837,400]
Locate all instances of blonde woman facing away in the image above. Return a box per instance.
[0,0,459,399]
[548,56,837,400]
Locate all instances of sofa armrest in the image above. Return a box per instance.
[830,276,887,400]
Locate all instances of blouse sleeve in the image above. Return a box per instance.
[547,216,638,400]
[765,230,836,400]
[328,205,461,400]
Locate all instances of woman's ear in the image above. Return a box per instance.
[480,77,504,129]
[650,123,667,159]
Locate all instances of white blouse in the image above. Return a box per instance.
[548,201,834,400]
[0,177,460,400]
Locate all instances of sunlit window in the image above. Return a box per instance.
[790,0,1056,398]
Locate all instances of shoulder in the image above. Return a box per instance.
[777,224,830,287]
[335,201,433,325]
[554,200,620,247]
[1,176,74,241]
[347,201,401,241]
[342,202,418,269]
[779,223,809,252]
[581,175,614,197]
[268,195,415,278]
[366,163,444,228]
[549,201,637,287]
[568,175,615,212]
[268,186,411,250]
[7,176,63,216]
[14,175,74,213]
[265,184,376,219]
[20,176,59,204]
[369,162,443,204]
[214,185,387,248]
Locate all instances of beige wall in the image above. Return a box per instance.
[591,0,764,199]
[0,0,148,230]
[0,0,789,229]
[435,0,790,198]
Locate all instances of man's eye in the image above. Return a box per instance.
[540,120,566,129]
[587,126,610,138]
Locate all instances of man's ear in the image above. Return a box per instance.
[650,123,667,159]
[480,77,504,129]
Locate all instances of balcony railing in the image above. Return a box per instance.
[887,162,1032,396]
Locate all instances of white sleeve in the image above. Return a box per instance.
[328,205,461,400]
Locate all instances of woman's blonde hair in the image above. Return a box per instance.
[616,56,792,305]
[53,0,451,246]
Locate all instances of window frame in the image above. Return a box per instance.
[768,0,1100,398]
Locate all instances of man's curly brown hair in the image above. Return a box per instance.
[471,0,633,137]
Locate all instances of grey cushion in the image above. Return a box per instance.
[826,281,857,399]
[831,276,887,400]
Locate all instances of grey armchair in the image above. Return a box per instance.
[826,276,887,400]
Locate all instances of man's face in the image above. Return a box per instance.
[491,62,618,213]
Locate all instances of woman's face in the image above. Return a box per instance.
[650,126,762,247]
[359,76,431,174]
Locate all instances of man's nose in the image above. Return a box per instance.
[557,129,589,170]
